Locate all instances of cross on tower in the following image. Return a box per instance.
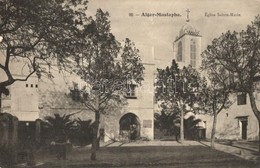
[186,9,190,22]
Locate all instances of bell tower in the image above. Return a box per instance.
[173,9,202,69]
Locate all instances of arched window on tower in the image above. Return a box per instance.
[190,39,196,67]
[177,41,182,62]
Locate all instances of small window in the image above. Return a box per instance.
[190,39,196,67]
[26,84,28,87]
[177,41,183,62]
[126,84,137,99]
[70,89,80,101]
[31,84,33,88]
[35,84,38,88]
[237,93,247,105]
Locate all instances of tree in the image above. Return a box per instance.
[43,113,80,160]
[154,106,202,141]
[154,105,180,137]
[0,0,89,111]
[201,15,260,151]
[43,113,93,146]
[199,62,232,148]
[69,9,145,160]
[70,118,93,146]
[155,60,204,143]
[43,113,76,141]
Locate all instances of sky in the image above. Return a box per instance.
[87,0,260,67]
[1,0,259,81]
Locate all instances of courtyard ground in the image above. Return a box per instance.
[15,140,260,168]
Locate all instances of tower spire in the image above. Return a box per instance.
[186,9,190,22]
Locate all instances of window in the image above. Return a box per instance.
[26,84,28,87]
[71,89,80,101]
[190,39,196,67]
[237,93,247,105]
[126,84,137,99]
[177,41,182,62]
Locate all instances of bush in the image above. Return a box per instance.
[69,119,93,146]
[0,145,17,167]
[42,114,93,147]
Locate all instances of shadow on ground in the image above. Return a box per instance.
[14,144,260,168]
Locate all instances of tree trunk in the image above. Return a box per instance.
[90,111,100,161]
[248,91,260,153]
[27,150,36,166]
[258,121,260,154]
[10,117,18,164]
[0,87,10,113]
[211,110,217,149]
[0,91,2,113]
[180,108,184,143]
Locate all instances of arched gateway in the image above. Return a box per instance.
[119,113,140,141]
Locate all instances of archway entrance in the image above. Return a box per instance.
[119,113,140,141]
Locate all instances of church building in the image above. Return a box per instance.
[0,46,156,143]
[172,10,260,141]
[173,10,202,70]
[1,9,259,143]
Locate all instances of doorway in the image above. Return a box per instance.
[236,116,248,140]
[241,120,248,140]
[119,113,140,140]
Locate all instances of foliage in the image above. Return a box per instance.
[200,30,234,148]
[0,0,89,92]
[69,9,145,160]
[69,9,145,114]
[42,113,94,147]
[155,59,205,115]
[43,113,75,142]
[155,60,206,141]
[155,60,207,142]
[0,145,16,167]
[70,118,93,146]
[0,113,17,166]
[201,15,260,94]
[201,15,260,149]
[154,106,180,134]
[154,110,202,140]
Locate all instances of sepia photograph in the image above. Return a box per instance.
[0,0,260,167]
